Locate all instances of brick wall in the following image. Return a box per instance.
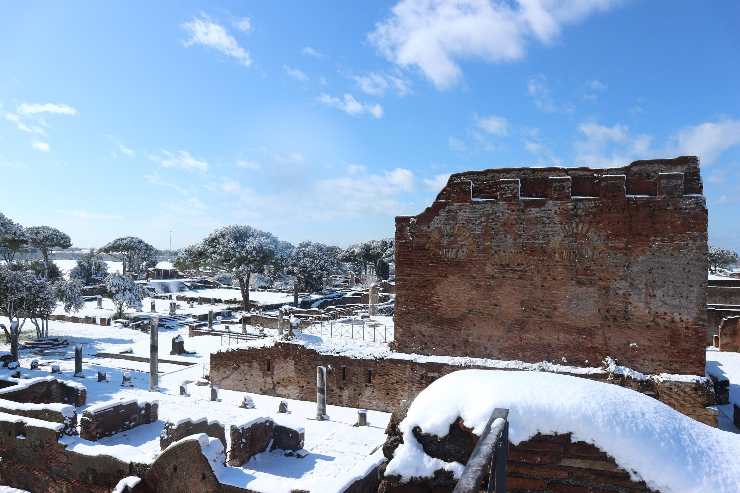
[210,343,716,425]
[707,286,740,305]
[394,157,707,375]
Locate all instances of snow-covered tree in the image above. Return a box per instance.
[0,266,33,358]
[70,250,108,284]
[56,278,84,314]
[176,225,279,310]
[100,237,156,276]
[24,276,57,340]
[25,226,72,279]
[708,247,738,274]
[0,212,29,264]
[341,239,394,280]
[285,241,342,305]
[105,273,144,318]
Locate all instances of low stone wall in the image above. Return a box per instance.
[210,342,716,426]
[227,418,274,466]
[0,377,86,407]
[80,399,158,441]
[160,417,227,450]
[0,398,76,435]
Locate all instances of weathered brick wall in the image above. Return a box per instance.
[707,286,740,305]
[80,399,158,441]
[394,157,708,375]
[719,317,740,352]
[379,433,658,493]
[210,343,716,425]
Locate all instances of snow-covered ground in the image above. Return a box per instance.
[386,369,740,493]
[0,318,389,493]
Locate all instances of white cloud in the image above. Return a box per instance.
[236,159,261,170]
[522,127,561,165]
[386,167,414,190]
[32,141,50,152]
[17,102,78,115]
[151,150,209,172]
[284,65,308,81]
[673,119,740,165]
[574,121,652,167]
[317,93,383,119]
[370,0,619,89]
[118,144,135,157]
[234,17,252,33]
[312,167,415,218]
[182,15,252,67]
[476,114,509,136]
[5,113,45,135]
[302,46,324,58]
[423,173,451,191]
[353,72,411,97]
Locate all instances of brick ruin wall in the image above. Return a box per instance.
[394,157,708,375]
[210,343,717,426]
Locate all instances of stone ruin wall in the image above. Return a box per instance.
[210,343,717,426]
[394,156,708,375]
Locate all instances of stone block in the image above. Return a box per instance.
[272,424,305,451]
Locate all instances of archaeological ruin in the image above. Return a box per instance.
[211,157,717,430]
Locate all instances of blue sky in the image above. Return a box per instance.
[1,0,739,251]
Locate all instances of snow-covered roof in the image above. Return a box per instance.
[386,369,740,493]
[154,261,175,270]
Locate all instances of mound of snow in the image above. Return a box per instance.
[386,369,740,493]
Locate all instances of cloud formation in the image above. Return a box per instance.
[674,119,740,165]
[353,71,411,97]
[182,15,252,67]
[476,114,509,136]
[370,0,619,89]
[150,150,209,172]
[574,122,652,166]
[317,93,383,118]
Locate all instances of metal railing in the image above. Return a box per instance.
[452,408,509,493]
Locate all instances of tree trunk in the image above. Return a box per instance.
[239,274,251,311]
[42,249,50,279]
[10,325,19,362]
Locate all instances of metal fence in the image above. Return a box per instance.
[301,318,393,343]
[453,408,509,493]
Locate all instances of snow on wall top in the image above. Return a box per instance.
[386,369,740,493]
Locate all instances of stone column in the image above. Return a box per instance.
[208,310,214,330]
[96,296,103,309]
[357,409,367,426]
[368,284,379,316]
[169,301,176,316]
[316,366,328,421]
[150,300,156,312]
[149,318,158,390]
[74,345,83,377]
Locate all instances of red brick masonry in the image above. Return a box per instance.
[394,157,707,375]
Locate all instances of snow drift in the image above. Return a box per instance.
[386,369,740,493]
